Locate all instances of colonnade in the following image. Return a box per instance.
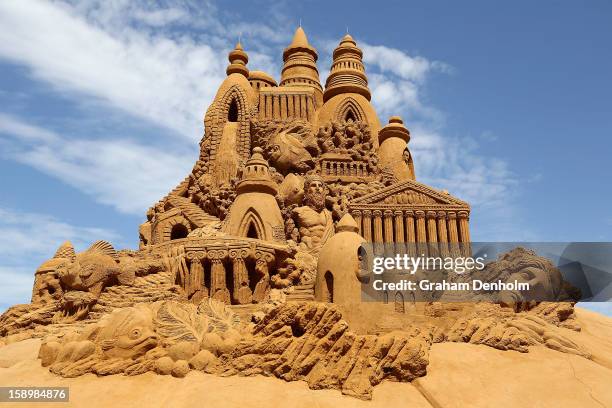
[350,208,471,257]
[258,90,316,121]
[167,243,277,305]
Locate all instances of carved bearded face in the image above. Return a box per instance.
[304,179,326,212]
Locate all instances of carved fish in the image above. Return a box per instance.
[95,306,158,360]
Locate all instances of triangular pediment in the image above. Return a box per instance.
[351,180,469,208]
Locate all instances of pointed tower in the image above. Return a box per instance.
[318,33,381,145]
[280,27,323,105]
[324,33,371,102]
[226,41,249,77]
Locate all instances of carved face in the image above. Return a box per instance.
[402,149,411,163]
[304,179,326,212]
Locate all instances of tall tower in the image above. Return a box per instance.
[280,27,323,105]
[323,33,371,102]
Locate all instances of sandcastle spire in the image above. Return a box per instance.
[280,26,323,102]
[324,32,371,102]
[226,40,249,77]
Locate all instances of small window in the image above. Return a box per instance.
[345,110,356,122]
[246,222,259,239]
[170,223,189,240]
[324,271,334,303]
[228,99,238,122]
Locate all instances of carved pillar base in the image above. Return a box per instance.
[231,249,252,305]
[253,251,274,303]
[210,257,230,304]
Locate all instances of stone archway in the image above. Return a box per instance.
[324,271,334,303]
[394,291,405,313]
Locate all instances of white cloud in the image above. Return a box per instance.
[0,1,225,140]
[362,43,451,83]
[0,113,193,214]
[0,0,528,240]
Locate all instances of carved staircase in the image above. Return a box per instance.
[286,283,315,302]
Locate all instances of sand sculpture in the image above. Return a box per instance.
[0,27,598,401]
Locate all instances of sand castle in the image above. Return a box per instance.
[0,28,608,404]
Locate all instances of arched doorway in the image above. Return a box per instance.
[170,223,189,240]
[228,99,238,122]
[324,271,334,303]
[394,292,405,313]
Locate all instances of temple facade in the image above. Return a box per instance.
[138,27,471,305]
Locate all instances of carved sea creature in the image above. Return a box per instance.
[266,126,314,174]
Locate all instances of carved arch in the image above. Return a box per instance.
[159,215,191,243]
[394,291,405,313]
[237,209,266,240]
[209,85,252,163]
[334,97,367,123]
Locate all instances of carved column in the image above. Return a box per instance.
[273,95,280,120]
[306,95,314,121]
[300,95,307,118]
[447,212,460,257]
[437,211,449,257]
[280,95,288,120]
[458,211,471,257]
[185,250,207,300]
[287,93,294,119]
[394,210,405,243]
[383,210,394,243]
[208,249,230,304]
[362,210,372,242]
[415,210,426,256]
[253,250,274,303]
[351,210,363,236]
[405,210,416,256]
[266,94,274,119]
[229,248,252,305]
[458,211,470,242]
[426,211,438,256]
[373,210,383,243]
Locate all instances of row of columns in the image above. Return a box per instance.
[351,209,471,257]
[181,247,276,305]
[321,160,368,177]
[258,92,315,121]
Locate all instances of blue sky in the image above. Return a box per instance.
[0,1,610,312]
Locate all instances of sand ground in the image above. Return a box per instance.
[0,307,610,408]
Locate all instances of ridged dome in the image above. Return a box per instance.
[324,33,371,102]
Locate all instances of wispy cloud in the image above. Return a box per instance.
[0,0,528,240]
[0,113,192,214]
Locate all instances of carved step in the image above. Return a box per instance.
[286,283,315,302]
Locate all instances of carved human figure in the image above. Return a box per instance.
[402,148,415,179]
[291,175,334,253]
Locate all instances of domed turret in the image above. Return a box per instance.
[315,213,366,306]
[378,116,415,180]
[280,27,323,104]
[235,147,278,195]
[324,33,371,102]
[226,41,249,77]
